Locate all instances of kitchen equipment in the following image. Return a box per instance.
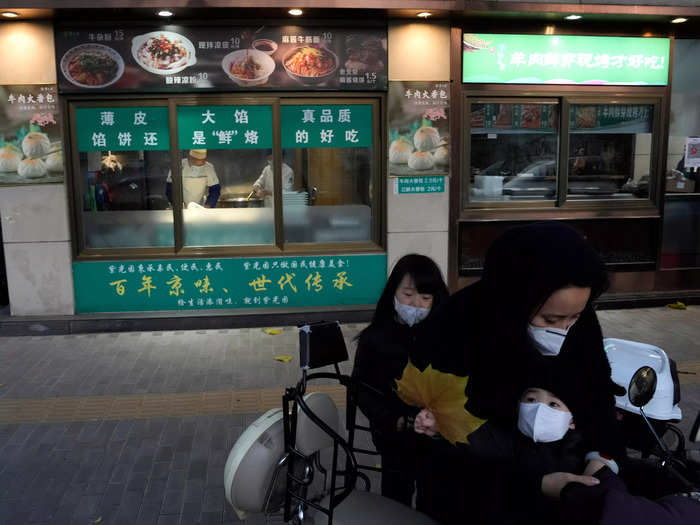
[219,195,264,208]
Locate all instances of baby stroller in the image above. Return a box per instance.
[224,321,437,524]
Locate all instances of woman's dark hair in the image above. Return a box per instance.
[482,221,609,326]
[367,254,449,327]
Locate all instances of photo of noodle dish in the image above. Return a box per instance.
[131,31,196,75]
[283,46,338,85]
[221,49,276,87]
[60,44,124,89]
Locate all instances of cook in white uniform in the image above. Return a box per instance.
[253,149,294,207]
[166,149,221,208]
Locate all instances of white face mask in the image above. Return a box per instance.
[393,296,430,327]
[518,402,572,443]
[527,324,569,356]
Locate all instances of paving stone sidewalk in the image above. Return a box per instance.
[0,308,699,524]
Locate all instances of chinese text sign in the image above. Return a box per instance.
[177,105,273,150]
[463,33,670,86]
[76,107,170,151]
[281,105,372,149]
[73,254,387,313]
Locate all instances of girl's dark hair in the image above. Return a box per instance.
[367,254,449,328]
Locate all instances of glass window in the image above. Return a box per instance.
[468,101,559,204]
[662,39,700,269]
[75,106,173,248]
[175,104,274,247]
[568,104,654,200]
[280,104,374,243]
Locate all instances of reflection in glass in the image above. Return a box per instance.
[80,150,174,248]
[179,148,275,247]
[568,104,653,200]
[468,102,559,203]
[283,147,373,243]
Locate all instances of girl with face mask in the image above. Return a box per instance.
[351,254,448,509]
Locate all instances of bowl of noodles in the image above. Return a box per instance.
[60,44,124,89]
[221,49,276,87]
[283,46,338,85]
[131,31,196,75]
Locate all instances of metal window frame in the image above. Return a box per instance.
[460,88,666,220]
[65,92,385,261]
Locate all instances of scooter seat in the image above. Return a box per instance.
[317,490,438,525]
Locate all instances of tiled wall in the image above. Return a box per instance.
[0,22,75,315]
[386,22,451,281]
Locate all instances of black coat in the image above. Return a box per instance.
[428,280,623,460]
[352,318,425,438]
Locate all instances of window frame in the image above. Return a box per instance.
[65,92,385,260]
[460,88,666,219]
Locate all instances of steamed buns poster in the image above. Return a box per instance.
[0,84,64,185]
[388,81,449,177]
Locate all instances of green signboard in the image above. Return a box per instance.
[462,33,670,86]
[570,104,652,131]
[281,104,372,149]
[177,105,273,150]
[395,176,445,194]
[76,107,170,151]
[73,254,386,313]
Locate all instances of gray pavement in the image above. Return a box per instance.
[0,307,698,524]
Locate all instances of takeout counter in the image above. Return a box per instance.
[84,204,371,248]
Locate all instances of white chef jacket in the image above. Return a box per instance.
[253,162,295,207]
[167,159,220,206]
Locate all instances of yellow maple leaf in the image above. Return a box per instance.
[395,361,486,446]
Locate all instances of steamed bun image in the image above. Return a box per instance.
[0,146,22,172]
[408,151,434,170]
[413,126,441,152]
[433,145,449,167]
[389,138,412,164]
[21,131,51,158]
[17,158,47,179]
[45,151,64,172]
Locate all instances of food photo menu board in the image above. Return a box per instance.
[54,26,387,93]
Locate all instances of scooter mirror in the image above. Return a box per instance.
[628,366,657,408]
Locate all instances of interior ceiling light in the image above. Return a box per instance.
[671,18,688,24]
[1,11,20,18]
[565,14,582,21]
[157,10,173,17]
[289,9,303,16]
[417,12,432,18]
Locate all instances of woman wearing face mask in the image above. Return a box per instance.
[416,222,624,524]
[351,253,449,507]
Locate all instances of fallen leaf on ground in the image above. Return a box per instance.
[274,355,293,363]
[395,361,485,445]
[264,328,282,335]
[667,301,687,310]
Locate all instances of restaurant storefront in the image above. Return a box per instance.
[449,9,700,302]
[0,2,698,323]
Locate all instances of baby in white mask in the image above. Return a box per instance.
[518,387,575,443]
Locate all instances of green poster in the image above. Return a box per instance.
[281,104,372,148]
[76,107,170,151]
[395,176,445,194]
[73,254,386,313]
[462,33,670,86]
[177,105,273,149]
